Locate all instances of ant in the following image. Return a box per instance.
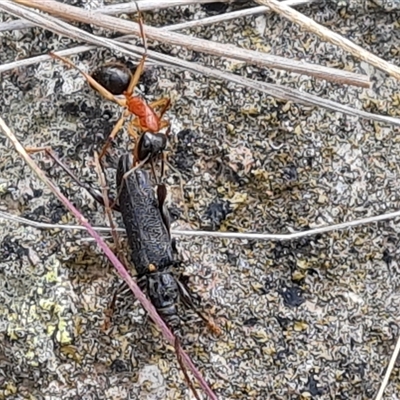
[50,3,188,218]
[49,2,171,166]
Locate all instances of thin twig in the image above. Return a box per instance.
[6,0,371,87]
[0,0,233,32]
[0,0,315,33]
[0,1,341,77]
[94,151,121,253]
[166,0,317,32]
[96,0,229,14]
[175,337,201,400]
[3,206,400,241]
[0,1,165,64]
[0,45,98,73]
[0,210,124,232]
[374,334,400,400]
[0,117,217,400]
[256,0,400,81]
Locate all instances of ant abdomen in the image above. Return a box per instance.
[91,63,132,95]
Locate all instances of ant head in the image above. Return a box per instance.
[137,132,168,162]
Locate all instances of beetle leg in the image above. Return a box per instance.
[157,183,171,238]
[175,278,221,335]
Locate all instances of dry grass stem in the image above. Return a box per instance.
[110,40,399,126]
[0,211,126,232]
[251,76,400,126]
[1,1,397,128]
[0,0,230,32]
[0,33,399,126]
[98,0,229,14]
[0,117,217,400]
[7,0,371,87]
[0,0,315,32]
[3,206,400,241]
[163,1,315,32]
[257,0,400,81]
[0,1,165,62]
[375,335,400,400]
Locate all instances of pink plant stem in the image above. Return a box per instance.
[0,116,217,400]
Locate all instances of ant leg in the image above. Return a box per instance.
[157,99,171,121]
[50,52,126,107]
[122,154,150,181]
[151,126,170,183]
[101,289,118,332]
[145,98,170,133]
[160,150,166,182]
[135,0,148,54]
[148,98,170,109]
[124,2,148,97]
[26,146,88,185]
[174,337,200,399]
[113,154,150,207]
[50,53,129,161]
[126,122,142,166]
[127,122,140,143]
[147,158,158,184]
[124,54,146,98]
[148,98,171,120]
[99,109,130,161]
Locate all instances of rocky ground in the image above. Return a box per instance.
[1,0,400,398]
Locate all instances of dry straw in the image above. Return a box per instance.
[0,0,313,32]
[3,207,400,241]
[5,0,370,87]
[257,0,400,81]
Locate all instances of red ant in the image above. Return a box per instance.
[49,3,187,218]
[49,3,171,166]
